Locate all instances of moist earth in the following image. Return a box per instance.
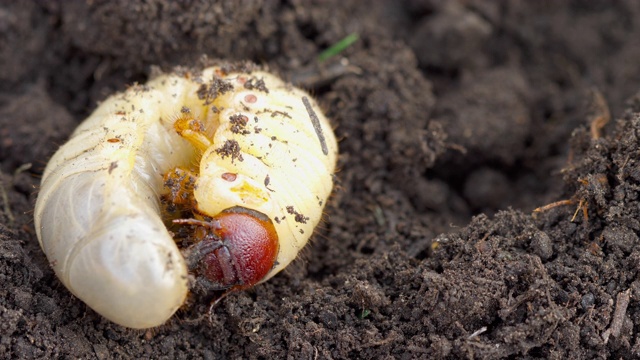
[3,1,640,359]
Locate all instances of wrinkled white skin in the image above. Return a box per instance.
[34,66,338,329]
[198,71,338,279]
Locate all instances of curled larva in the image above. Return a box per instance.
[34,64,338,329]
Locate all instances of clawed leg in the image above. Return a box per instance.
[207,290,233,324]
[173,107,213,152]
[163,167,198,208]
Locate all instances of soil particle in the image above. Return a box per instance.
[410,3,493,71]
[0,84,75,172]
[215,139,243,163]
[434,68,531,167]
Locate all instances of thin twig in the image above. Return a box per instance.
[589,88,610,140]
[467,326,487,340]
[602,289,631,344]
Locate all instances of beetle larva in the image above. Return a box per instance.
[34,64,338,329]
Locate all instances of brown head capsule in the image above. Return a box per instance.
[176,206,279,291]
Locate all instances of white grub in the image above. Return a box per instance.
[34,65,338,328]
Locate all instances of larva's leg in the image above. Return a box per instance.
[207,290,233,324]
[163,167,199,208]
[173,108,212,152]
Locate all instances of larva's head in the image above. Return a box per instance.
[177,206,279,291]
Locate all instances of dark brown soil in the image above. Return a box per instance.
[3,1,640,358]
